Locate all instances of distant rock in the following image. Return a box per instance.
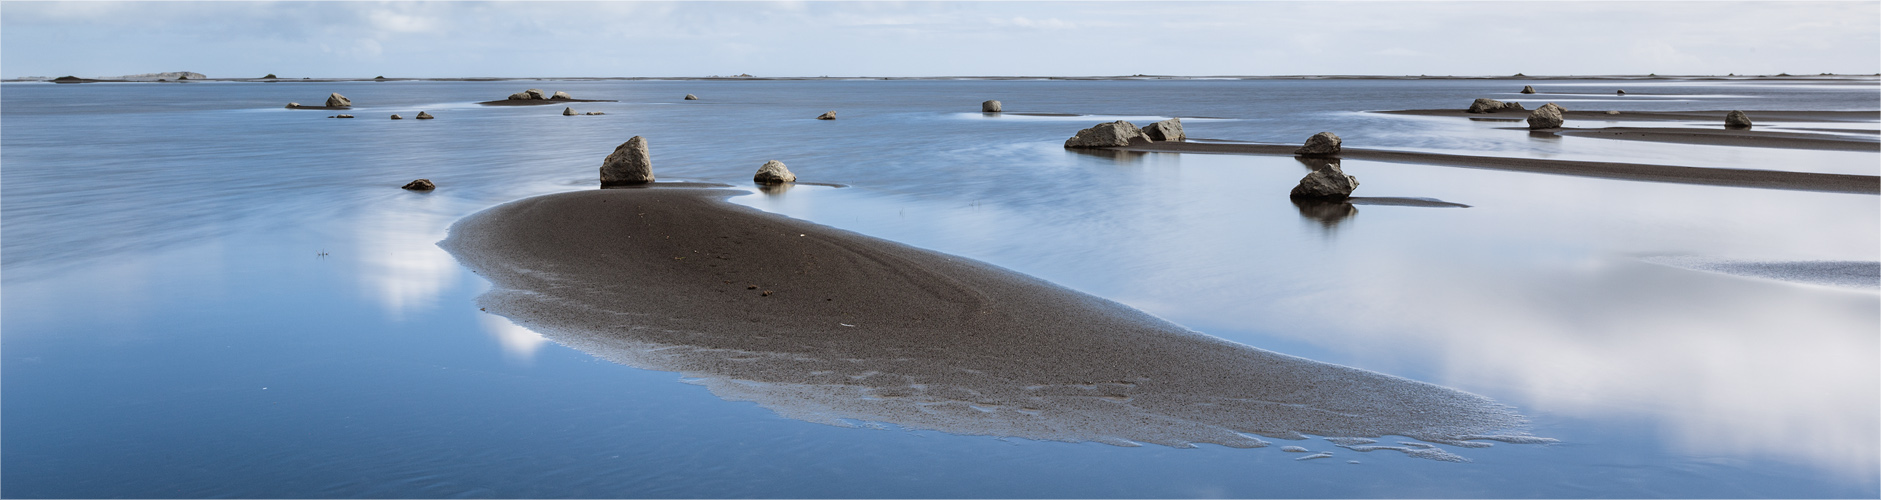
[982,100,1002,112]
[1527,103,1565,129]
[1467,98,1522,113]
[551,91,573,100]
[563,107,578,116]
[600,136,655,185]
[391,114,403,119]
[1294,132,1342,156]
[402,179,435,191]
[685,94,699,100]
[107,71,206,82]
[326,93,352,107]
[374,76,386,80]
[333,114,354,119]
[817,111,837,120]
[509,89,549,100]
[1141,118,1185,141]
[1521,85,1536,94]
[285,102,300,109]
[1063,120,1145,148]
[1725,110,1753,129]
[585,112,605,115]
[416,111,434,120]
[1616,89,1627,95]
[1290,161,1360,199]
[264,73,278,79]
[753,160,797,184]
[1605,110,1620,115]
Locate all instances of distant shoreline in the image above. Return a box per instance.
[8,74,1880,84]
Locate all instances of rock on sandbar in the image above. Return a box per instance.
[982,100,1002,112]
[551,91,573,100]
[1467,98,1523,114]
[326,93,352,108]
[600,136,655,186]
[1291,160,1360,199]
[1294,131,1341,156]
[1064,121,1146,148]
[754,160,797,184]
[1725,110,1753,130]
[1527,103,1565,130]
[1142,118,1185,142]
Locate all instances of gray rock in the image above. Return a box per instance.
[509,88,549,100]
[817,111,837,120]
[600,136,655,185]
[1725,110,1753,129]
[1467,98,1518,113]
[753,160,797,184]
[416,111,434,120]
[326,93,352,107]
[1616,89,1627,95]
[1294,132,1341,156]
[1141,118,1185,141]
[1605,110,1621,115]
[401,179,435,190]
[1527,103,1565,129]
[551,91,573,100]
[1290,161,1359,199]
[982,100,1002,112]
[391,114,403,119]
[333,114,354,119]
[563,107,578,116]
[1521,85,1536,94]
[1063,121,1145,148]
[685,94,699,100]
[285,102,299,109]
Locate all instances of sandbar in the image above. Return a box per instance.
[476,98,618,106]
[1551,127,1879,152]
[1377,109,1881,123]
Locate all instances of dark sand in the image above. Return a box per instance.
[440,186,1545,452]
[476,98,618,106]
[1379,109,1881,123]
[1552,127,1880,152]
[1641,256,1880,291]
[286,105,350,111]
[1111,142,1880,194]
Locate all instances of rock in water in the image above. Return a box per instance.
[753,160,796,184]
[1468,98,1516,113]
[1616,89,1627,95]
[1520,85,1536,94]
[1063,121,1145,148]
[402,179,435,190]
[600,136,655,186]
[334,114,354,119]
[685,94,699,100]
[1290,161,1360,199]
[1294,132,1342,156]
[416,111,434,120]
[1142,118,1185,141]
[1527,103,1565,130]
[551,91,573,100]
[585,112,605,115]
[285,102,299,109]
[326,93,352,107]
[982,100,1002,112]
[563,107,578,116]
[1725,110,1753,129]
[390,114,403,120]
[817,111,837,120]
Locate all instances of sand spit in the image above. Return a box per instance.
[1109,142,1879,195]
[440,186,1546,453]
[1552,127,1879,152]
[1641,256,1880,291]
[1379,109,1881,123]
[476,98,617,106]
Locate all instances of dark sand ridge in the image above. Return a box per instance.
[1378,109,1881,123]
[477,98,618,106]
[1549,127,1880,152]
[441,186,1549,456]
[1108,142,1880,195]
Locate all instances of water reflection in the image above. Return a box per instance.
[354,197,459,321]
[479,313,549,364]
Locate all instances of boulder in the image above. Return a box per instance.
[551,91,573,100]
[416,111,434,120]
[1294,132,1341,156]
[285,102,300,109]
[1520,85,1536,94]
[563,107,578,116]
[600,136,655,185]
[1467,98,1520,113]
[1725,110,1753,129]
[1063,121,1145,148]
[685,94,699,100]
[817,111,837,120]
[401,179,435,191]
[1141,118,1185,141]
[264,73,278,79]
[391,114,403,119]
[1290,161,1360,199]
[1616,89,1627,95]
[753,160,797,184]
[374,76,386,80]
[982,100,1002,112]
[1527,103,1565,129]
[334,114,354,119]
[326,93,352,107]
[508,89,549,100]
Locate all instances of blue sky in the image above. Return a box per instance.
[3,1,1877,78]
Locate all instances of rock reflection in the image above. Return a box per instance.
[757,182,794,195]
[1293,198,1357,228]
[1065,148,1147,163]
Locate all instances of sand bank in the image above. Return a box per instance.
[440,186,1544,452]
[1552,127,1879,152]
[1109,142,1879,194]
[476,99,618,106]
[1377,109,1881,123]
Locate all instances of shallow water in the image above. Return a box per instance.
[4,78,1878,497]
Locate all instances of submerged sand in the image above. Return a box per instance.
[440,186,1546,453]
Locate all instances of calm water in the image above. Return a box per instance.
[4,78,1878,498]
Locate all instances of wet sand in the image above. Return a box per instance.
[440,186,1545,452]
[1551,127,1880,152]
[476,98,618,106]
[286,105,350,110]
[1110,142,1880,194]
[1378,109,1881,123]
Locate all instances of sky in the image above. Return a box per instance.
[2,1,1878,79]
